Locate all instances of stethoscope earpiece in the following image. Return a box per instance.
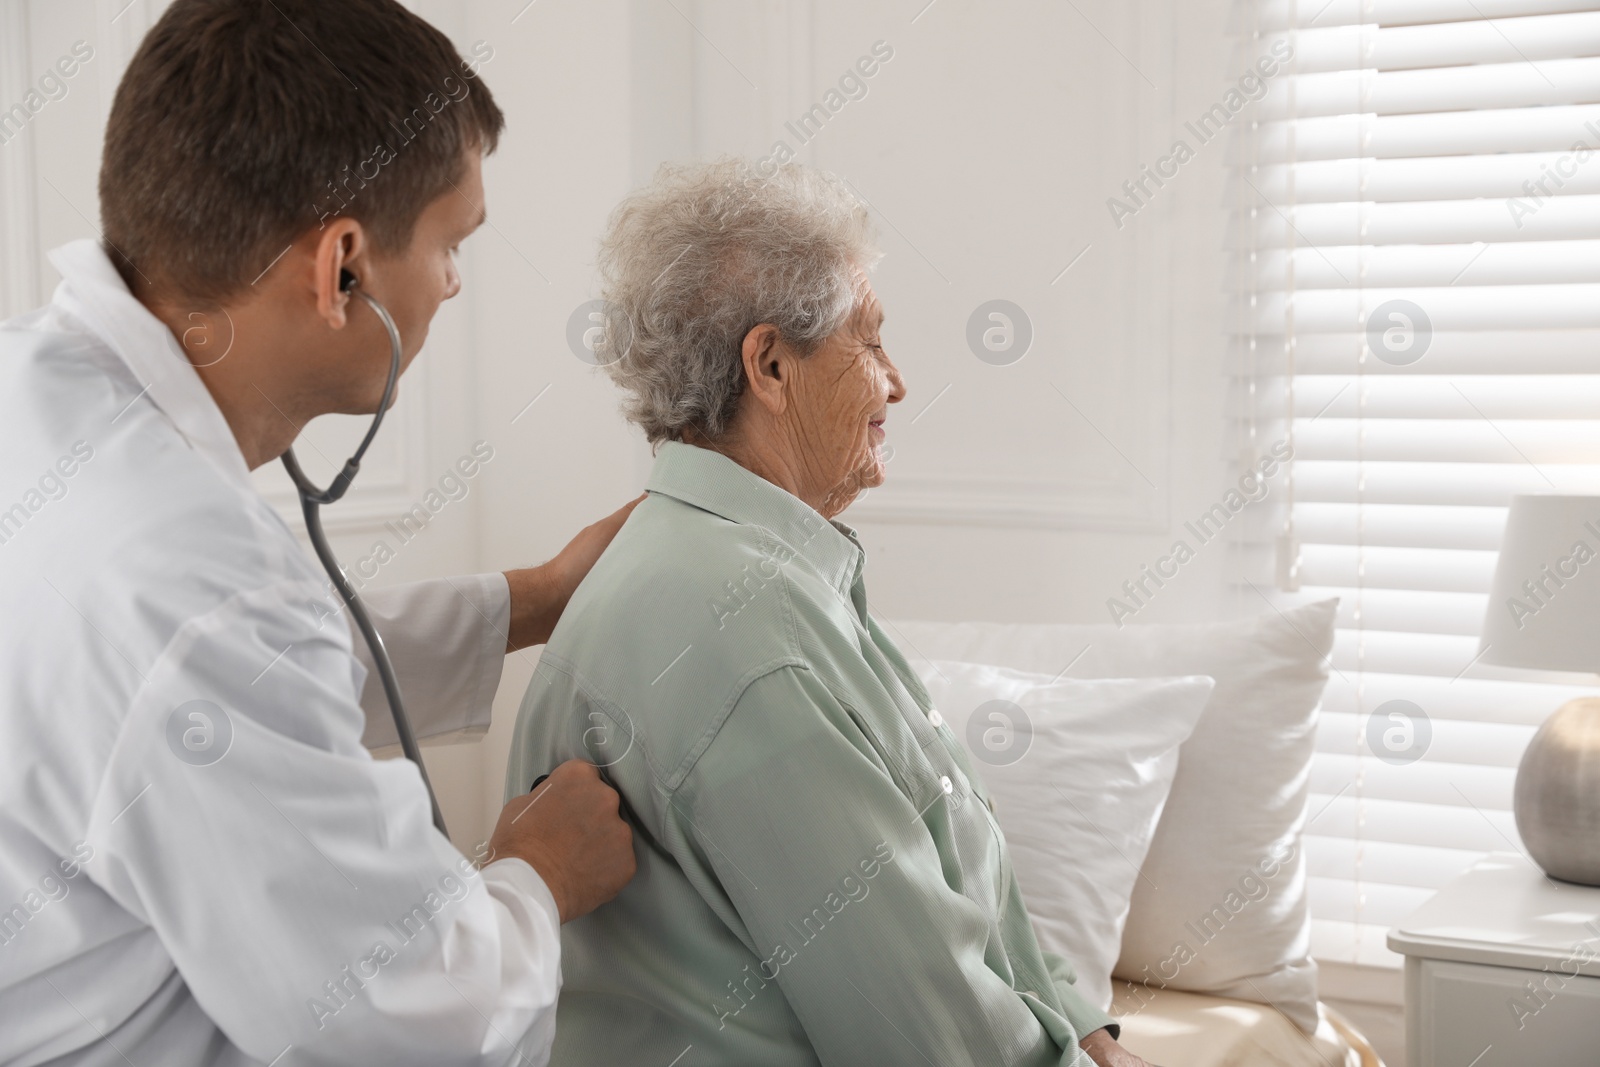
[339,268,357,293]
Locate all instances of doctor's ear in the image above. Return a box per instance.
[311,220,369,329]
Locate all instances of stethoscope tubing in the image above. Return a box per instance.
[280,286,449,836]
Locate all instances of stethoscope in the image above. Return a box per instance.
[280,268,448,836]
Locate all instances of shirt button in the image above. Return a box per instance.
[940,775,954,795]
[928,708,944,728]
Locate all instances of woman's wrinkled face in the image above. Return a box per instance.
[785,278,906,517]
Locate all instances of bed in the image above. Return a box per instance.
[1113,986,1384,1067]
[889,606,1390,1067]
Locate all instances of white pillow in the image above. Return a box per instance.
[908,659,1214,1010]
[887,599,1337,1034]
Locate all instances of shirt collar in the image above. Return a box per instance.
[645,441,864,599]
[46,239,251,489]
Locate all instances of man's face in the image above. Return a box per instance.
[338,149,486,413]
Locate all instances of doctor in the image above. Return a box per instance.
[0,1,635,1065]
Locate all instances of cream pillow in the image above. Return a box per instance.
[888,599,1337,1033]
[910,660,1214,1009]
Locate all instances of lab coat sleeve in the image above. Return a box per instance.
[666,665,1102,1067]
[350,573,511,748]
[86,577,561,1067]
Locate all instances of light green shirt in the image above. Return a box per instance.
[507,441,1116,1065]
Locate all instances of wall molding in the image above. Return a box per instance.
[678,0,1176,533]
[252,356,435,538]
[852,470,1164,531]
[852,0,1174,533]
[92,0,163,127]
[1,3,40,320]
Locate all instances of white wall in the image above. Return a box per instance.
[461,0,1250,831]
[0,0,1251,914]
[1,2,1404,1059]
[1,0,1242,861]
[455,3,1402,1060]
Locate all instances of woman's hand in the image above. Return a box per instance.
[1078,1027,1164,1067]
[503,494,645,651]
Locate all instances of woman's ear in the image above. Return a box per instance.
[740,323,789,416]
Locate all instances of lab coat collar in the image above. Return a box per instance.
[46,239,251,490]
[645,440,865,601]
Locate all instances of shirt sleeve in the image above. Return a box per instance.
[662,664,1104,1067]
[1042,950,1120,1043]
[85,578,559,1067]
[348,573,510,748]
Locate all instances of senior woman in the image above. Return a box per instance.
[506,160,1156,1067]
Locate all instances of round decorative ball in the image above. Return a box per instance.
[1514,697,1600,886]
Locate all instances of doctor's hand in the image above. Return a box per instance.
[486,759,636,923]
[1078,1027,1162,1067]
[503,494,646,652]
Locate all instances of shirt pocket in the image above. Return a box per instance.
[840,690,1012,919]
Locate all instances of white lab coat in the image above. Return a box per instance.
[0,241,560,1067]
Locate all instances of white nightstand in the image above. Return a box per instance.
[1387,852,1600,1066]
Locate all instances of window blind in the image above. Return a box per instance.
[1231,0,1600,968]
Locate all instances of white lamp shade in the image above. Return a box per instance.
[1479,494,1600,673]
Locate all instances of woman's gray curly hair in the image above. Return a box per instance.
[593,158,881,445]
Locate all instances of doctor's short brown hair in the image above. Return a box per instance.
[99,0,504,305]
